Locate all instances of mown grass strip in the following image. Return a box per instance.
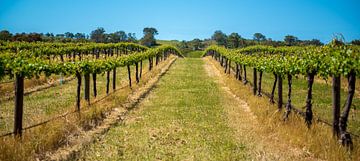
[80,58,248,160]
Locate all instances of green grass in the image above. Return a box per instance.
[184,50,204,58]
[156,40,180,46]
[228,62,360,135]
[79,58,248,160]
[0,61,150,135]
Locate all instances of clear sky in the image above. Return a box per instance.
[0,0,359,43]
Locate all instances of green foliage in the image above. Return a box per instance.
[212,30,227,46]
[0,30,12,41]
[284,35,298,46]
[141,27,158,47]
[204,45,360,78]
[253,33,266,42]
[185,51,204,58]
[90,27,106,43]
[227,33,242,48]
[0,42,182,79]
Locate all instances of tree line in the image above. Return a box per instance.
[0,27,159,47]
[177,30,360,53]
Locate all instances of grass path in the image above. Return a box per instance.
[79,58,249,160]
[78,57,321,160]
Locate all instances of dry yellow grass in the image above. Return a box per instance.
[0,56,176,161]
[205,56,360,161]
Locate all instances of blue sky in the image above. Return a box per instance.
[0,0,359,43]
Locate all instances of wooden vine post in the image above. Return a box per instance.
[113,68,116,90]
[149,57,153,71]
[270,73,277,103]
[84,74,90,105]
[332,75,341,137]
[243,65,247,84]
[155,56,159,65]
[92,73,97,97]
[140,60,143,78]
[106,71,110,95]
[76,72,82,111]
[277,75,283,110]
[135,62,139,84]
[257,71,263,96]
[305,73,315,127]
[284,74,292,119]
[127,65,132,87]
[112,50,116,91]
[93,51,99,97]
[235,63,239,79]
[227,60,231,74]
[238,65,242,81]
[14,74,24,136]
[253,68,257,95]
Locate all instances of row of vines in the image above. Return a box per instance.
[0,41,182,137]
[204,44,360,149]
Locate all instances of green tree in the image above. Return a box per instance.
[55,34,65,38]
[45,32,54,37]
[107,31,127,43]
[12,32,42,42]
[0,30,12,41]
[64,32,74,39]
[227,32,241,48]
[178,40,188,49]
[351,39,360,45]
[212,30,227,46]
[300,39,323,46]
[141,27,158,47]
[189,38,204,50]
[284,35,298,46]
[74,33,86,39]
[90,27,106,43]
[253,33,266,42]
[127,33,137,42]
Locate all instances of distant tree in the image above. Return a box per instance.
[212,30,227,46]
[0,30,12,41]
[42,32,55,42]
[45,32,54,37]
[227,32,241,48]
[12,32,42,42]
[64,32,74,39]
[56,34,65,38]
[127,33,137,42]
[178,40,188,49]
[12,33,26,41]
[116,31,128,41]
[90,27,106,43]
[301,39,323,46]
[284,35,298,46]
[141,27,158,47]
[261,38,285,47]
[189,38,204,50]
[74,33,86,39]
[27,33,43,42]
[107,31,127,43]
[351,39,360,45]
[253,33,266,42]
